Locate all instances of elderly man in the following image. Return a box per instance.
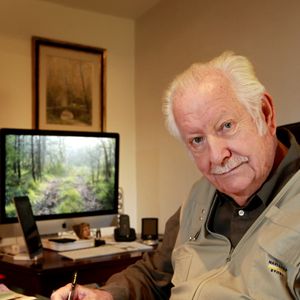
[51,52,300,300]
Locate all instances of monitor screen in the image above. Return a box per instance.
[0,128,119,224]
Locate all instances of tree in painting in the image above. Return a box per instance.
[46,55,94,126]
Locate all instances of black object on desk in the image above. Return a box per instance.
[114,214,136,241]
[49,238,77,243]
[13,196,43,260]
[141,218,159,245]
[94,228,106,246]
[141,218,158,241]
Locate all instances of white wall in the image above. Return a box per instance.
[0,0,137,235]
[136,0,300,232]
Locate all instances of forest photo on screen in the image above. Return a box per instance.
[5,134,117,218]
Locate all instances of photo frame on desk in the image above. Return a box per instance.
[32,36,106,132]
[141,218,158,242]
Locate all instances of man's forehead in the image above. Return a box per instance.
[174,71,236,107]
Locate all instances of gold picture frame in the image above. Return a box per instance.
[32,36,106,131]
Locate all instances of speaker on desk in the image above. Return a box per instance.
[141,218,158,245]
[114,214,136,242]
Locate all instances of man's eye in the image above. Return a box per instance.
[223,122,232,130]
[192,136,204,145]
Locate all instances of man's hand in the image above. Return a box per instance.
[51,283,113,300]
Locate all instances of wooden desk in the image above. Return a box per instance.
[0,248,145,297]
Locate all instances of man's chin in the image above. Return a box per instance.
[213,178,252,197]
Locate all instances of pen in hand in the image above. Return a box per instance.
[67,271,78,300]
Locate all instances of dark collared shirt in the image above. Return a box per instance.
[209,128,300,247]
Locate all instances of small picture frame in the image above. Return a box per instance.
[73,223,91,240]
[141,218,158,241]
[32,36,106,131]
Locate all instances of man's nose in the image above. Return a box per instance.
[207,135,231,165]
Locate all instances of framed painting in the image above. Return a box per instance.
[32,36,106,131]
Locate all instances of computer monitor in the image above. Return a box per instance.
[0,128,119,231]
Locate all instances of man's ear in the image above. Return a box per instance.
[261,93,276,135]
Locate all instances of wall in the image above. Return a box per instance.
[0,0,137,235]
[135,0,300,232]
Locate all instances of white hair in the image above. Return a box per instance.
[163,51,267,139]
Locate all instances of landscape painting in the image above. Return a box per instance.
[32,37,106,132]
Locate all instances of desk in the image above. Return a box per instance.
[0,248,146,297]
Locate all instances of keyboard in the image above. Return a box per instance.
[59,241,153,260]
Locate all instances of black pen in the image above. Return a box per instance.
[67,271,78,300]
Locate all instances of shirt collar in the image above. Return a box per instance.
[217,127,300,207]
[257,127,300,205]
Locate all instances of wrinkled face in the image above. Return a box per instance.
[173,74,277,205]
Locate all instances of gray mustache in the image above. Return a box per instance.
[211,156,249,175]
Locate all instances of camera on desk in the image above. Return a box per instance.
[114,214,136,242]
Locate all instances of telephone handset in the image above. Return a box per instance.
[114,214,136,241]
